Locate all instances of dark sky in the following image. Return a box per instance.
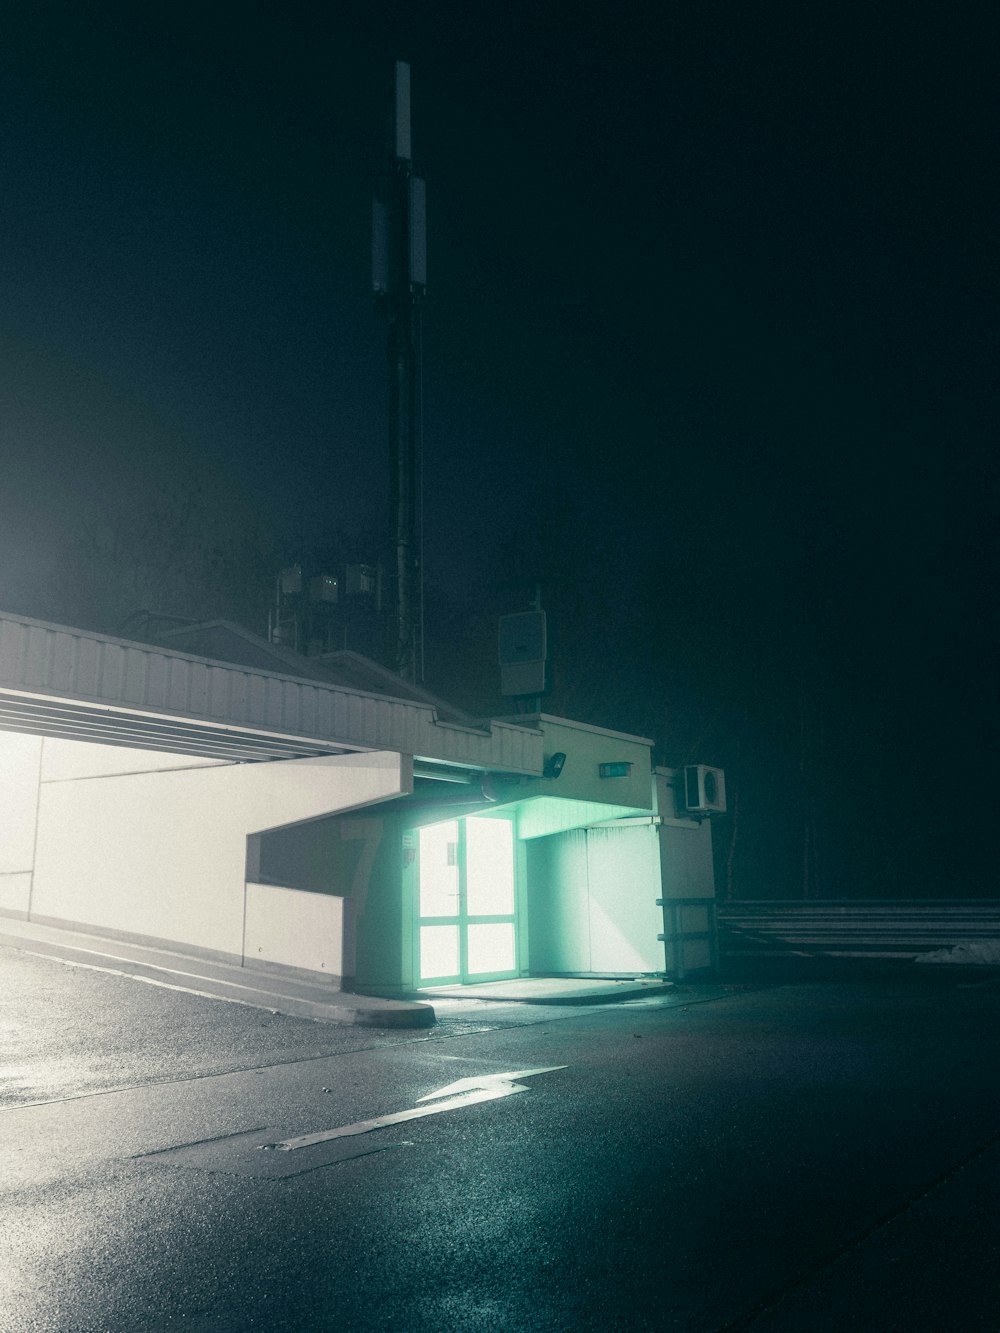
[1,3,997,890]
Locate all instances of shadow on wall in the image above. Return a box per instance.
[257,816,379,896]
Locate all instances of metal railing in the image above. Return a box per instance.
[658,897,719,980]
[718,900,1000,963]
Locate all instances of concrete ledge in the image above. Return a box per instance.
[23,911,246,969]
[416,977,675,1004]
[0,916,435,1028]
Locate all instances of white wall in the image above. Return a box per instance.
[654,770,718,974]
[40,738,227,781]
[585,825,663,972]
[29,739,406,960]
[0,732,42,914]
[658,821,716,900]
[527,824,663,974]
[516,717,654,812]
[654,768,716,900]
[527,830,591,973]
[244,882,344,978]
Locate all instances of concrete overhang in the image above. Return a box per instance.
[0,611,544,773]
[395,714,658,837]
[493,794,653,840]
[490,713,655,810]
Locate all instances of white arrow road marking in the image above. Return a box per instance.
[267,1066,567,1153]
[416,1065,569,1101]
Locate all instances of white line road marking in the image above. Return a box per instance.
[268,1066,568,1153]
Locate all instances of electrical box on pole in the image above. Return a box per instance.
[499,610,548,701]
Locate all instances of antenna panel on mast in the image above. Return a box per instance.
[409,176,426,288]
[372,197,389,294]
[394,61,411,160]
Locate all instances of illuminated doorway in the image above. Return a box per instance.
[417,816,517,985]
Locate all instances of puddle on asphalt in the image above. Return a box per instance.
[139,1128,417,1179]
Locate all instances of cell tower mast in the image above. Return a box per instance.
[373,61,426,681]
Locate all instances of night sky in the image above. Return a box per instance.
[1,4,996,897]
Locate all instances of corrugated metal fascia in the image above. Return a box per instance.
[490,720,545,774]
[0,611,542,770]
[496,710,655,748]
[417,718,543,775]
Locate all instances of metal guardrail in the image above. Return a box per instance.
[718,900,1000,962]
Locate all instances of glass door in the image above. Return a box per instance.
[417,816,517,985]
[464,817,516,978]
[417,819,461,983]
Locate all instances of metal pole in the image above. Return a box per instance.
[375,61,425,682]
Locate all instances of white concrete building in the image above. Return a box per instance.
[0,610,717,1007]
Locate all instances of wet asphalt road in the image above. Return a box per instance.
[2,948,1000,1331]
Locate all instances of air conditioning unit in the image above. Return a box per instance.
[682,764,727,815]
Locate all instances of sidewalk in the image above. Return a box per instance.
[417,977,676,1004]
[0,915,675,1028]
[0,915,432,1028]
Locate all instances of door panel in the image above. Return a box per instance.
[418,820,459,918]
[465,817,514,916]
[416,816,517,984]
[419,924,460,980]
[466,921,515,975]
